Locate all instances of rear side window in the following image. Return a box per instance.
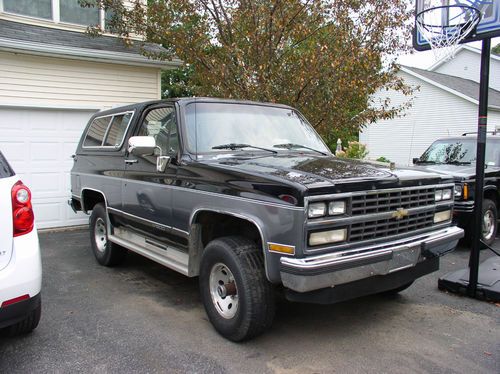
[103,113,133,147]
[83,111,134,149]
[0,151,15,179]
[83,116,111,147]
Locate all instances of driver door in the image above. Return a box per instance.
[121,105,179,235]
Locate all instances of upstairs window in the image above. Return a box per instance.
[1,0,110,29]
[60,0,99,26]
[3,0,52,19]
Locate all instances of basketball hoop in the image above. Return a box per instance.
[416,4,481,61]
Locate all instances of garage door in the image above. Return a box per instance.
[0,107,98,229]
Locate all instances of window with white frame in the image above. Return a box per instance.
[0,0,107,28]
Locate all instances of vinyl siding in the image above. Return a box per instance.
[359,71,500,166]
[433,49,500,91]
[0,51,161,109]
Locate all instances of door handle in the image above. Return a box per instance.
[125,159,138,164]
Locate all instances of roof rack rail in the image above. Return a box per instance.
[461,131,498,136]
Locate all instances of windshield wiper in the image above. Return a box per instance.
[445,160,471,165]
[415,160,437,164]
[212,143,277,154]
[273,143,328,156]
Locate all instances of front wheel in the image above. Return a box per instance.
[89,203,127,266]
[199,236,275,342]
[481,199,497,246]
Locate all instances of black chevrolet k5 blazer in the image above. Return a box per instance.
[70,98,463,341]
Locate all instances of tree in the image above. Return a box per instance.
[492,43,500,56]
[161,65,197,98]
[85,0,414,141]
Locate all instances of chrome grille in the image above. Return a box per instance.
[349,211,435,243]
[351,187,435,216]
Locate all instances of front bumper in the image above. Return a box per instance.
[280,226,464,292]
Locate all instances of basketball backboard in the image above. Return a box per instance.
[414,1,500,51]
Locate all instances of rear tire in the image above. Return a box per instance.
[7,302,41,336]
[199,236,275,342]
[89,203,127,266]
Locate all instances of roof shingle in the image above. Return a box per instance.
[402,66,500,108]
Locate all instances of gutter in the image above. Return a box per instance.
[0,37,183,69]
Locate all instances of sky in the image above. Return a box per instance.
[397,37,500,69]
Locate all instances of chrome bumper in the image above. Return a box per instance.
[280,226,464,293]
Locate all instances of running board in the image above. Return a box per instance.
[109,226,190,276]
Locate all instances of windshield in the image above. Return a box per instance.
[185,103,330,155]
[419,138,500,166]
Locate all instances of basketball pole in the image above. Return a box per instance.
[467,37,491,297]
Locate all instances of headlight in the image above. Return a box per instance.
[308,202,326,218]
[442,188,452,200]
[435,188,452,201]
[454,184,462,198]
[434,210,451,223]
[328,200,346,215]
[309,228,347,246]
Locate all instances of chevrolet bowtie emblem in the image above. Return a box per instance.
[392,208,409,220]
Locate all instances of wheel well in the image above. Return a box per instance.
[81,189,105,212]
[193,211,263,249]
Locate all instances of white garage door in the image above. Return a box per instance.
[0,107,98,229]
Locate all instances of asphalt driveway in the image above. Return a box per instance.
[0,228,499,373]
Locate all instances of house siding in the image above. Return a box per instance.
[0,51,161,109]
[360,71,500,166]
[433,49,500,91]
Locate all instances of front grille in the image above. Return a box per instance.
[349,211,435,243]
[351,187,435,216]
[305,185,452,252]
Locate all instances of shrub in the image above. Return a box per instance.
[336,141,368,160]
[376,156,391,163]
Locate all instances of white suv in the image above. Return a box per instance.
[0,151,42,335]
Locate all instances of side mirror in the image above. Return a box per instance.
[128,136,156,156]
[412,157,420,165]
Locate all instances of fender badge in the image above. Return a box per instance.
[392,208,409,220]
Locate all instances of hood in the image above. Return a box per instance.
[203,154,449,192]
[414,163,500,180]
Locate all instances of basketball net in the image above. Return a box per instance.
[416,3,481,61]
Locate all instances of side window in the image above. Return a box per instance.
[103,113,132,147]
[139,107,179,156]
[83,116,112,147]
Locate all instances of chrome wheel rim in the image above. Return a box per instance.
[482,209,495,241]
[209,263,238,319]
[94,217,107,253]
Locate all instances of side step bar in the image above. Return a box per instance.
[109,226,190,276]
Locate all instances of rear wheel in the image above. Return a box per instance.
[199,236,275,341]
[7,302,41,336]
[89,203,127,266]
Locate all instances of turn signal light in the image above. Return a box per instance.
[11,181,34,237]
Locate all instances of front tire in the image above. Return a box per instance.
[481,199,497,246]
[465,199,498,246]
[89,203,127,266]
[199,236,275,342]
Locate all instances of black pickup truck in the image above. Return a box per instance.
[70,98,463,341]
[414,135,499,245]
